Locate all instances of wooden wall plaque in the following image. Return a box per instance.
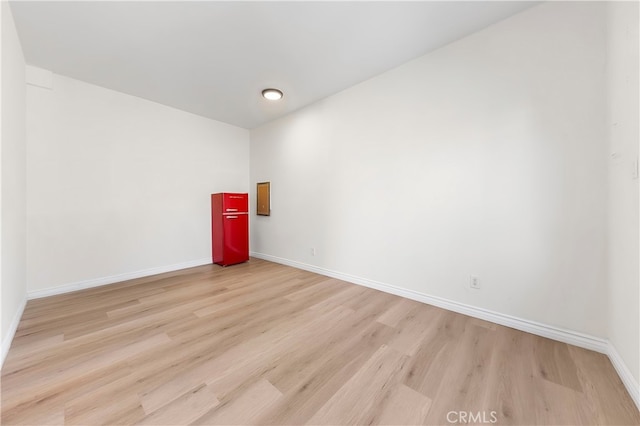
[257,182,271,216]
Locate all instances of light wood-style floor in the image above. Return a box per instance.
[2,259,638,425]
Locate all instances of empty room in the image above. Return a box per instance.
[1,1,639,425]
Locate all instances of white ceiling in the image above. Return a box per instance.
[10,1,537,129]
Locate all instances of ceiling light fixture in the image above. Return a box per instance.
[262,88,283,101]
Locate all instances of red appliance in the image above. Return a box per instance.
[211,193,249,266]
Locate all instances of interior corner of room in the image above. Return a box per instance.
[1,0,639,423]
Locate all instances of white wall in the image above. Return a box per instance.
[606,2,639,384]
[250,2,608,337]
[1,1,27,361]
[26,72,249,293]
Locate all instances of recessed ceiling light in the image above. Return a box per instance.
[262,88,283,101]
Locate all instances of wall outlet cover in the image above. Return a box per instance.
[470,276,481,289]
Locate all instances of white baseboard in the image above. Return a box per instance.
[1,296,27,370]
[608,342,640,410]
[251,251,639,409]
[27,258,211,300]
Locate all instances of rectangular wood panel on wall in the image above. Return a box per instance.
[257,182,270,216]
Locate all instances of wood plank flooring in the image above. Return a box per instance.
[1,258,638,425]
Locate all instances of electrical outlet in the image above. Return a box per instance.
[311,247,316,256]
[470,276,480,289]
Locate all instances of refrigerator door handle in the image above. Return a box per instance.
[226,216,238,219]
[226,208,238,212]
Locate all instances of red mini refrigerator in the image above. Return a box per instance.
[211,193,249,266]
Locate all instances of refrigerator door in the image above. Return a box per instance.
[223,193,248,213]
[222,213,249,265]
